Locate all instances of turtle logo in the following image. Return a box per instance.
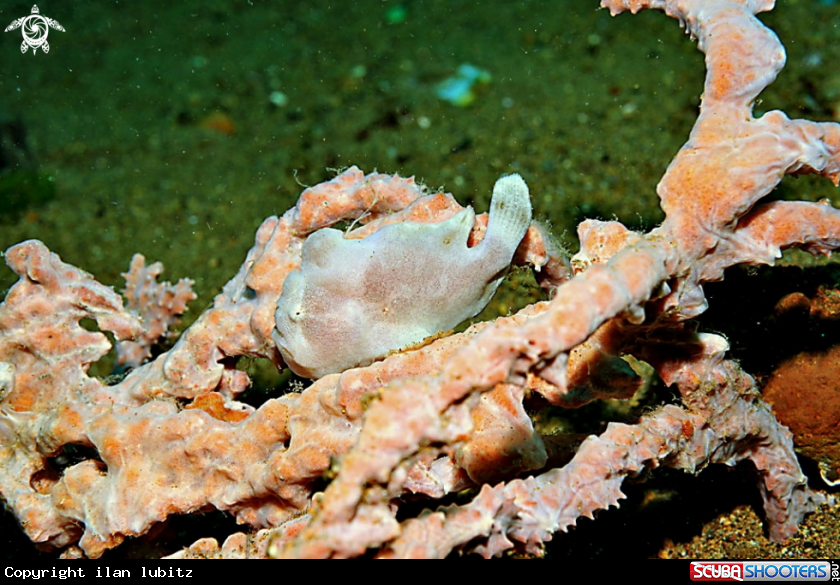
[5,5,65,55]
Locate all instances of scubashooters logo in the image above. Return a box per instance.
[4,5,64,54]
[691,561,833,582]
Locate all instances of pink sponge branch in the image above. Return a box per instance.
[276,0,840,557]
[0,168,560,558]
[116,254,196,369]
[605,0,840,318]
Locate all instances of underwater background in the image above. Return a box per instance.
[1,0,839,559]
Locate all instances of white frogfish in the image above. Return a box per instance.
[273,174,532,378]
